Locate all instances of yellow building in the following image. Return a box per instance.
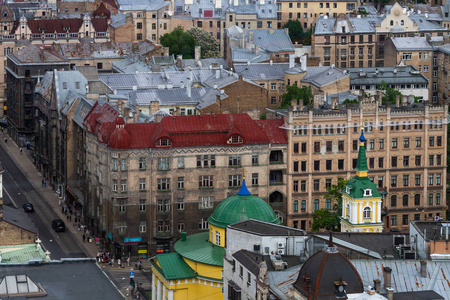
[150,178,281,300]
[340,128,384,233]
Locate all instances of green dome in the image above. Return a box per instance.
[208,193,281,228]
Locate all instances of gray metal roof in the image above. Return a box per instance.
[181,0,276,19]
[301,66,349,87]
[54,70,88,118]
[437,43,450,55]
[325,91,359,105]
[350,259,450,299]
[109,13,129,28]
[348,66,428,86]
[409,15,447,32]
[3,206,37,234]
[117,0,169,11]
[390,36,433,51]
[112,57,152,73]
[234,63,290,80]
[72,97,94,128]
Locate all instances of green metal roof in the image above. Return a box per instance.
[345,176,381,199]
[208,192,280,228]
[0,244,46,263]
[355,131,368,173]
[174,232,226,266]
[155,253,197,280]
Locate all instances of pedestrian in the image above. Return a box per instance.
[4,138,6,143]
[61,206,64,214]
[42,180,44,187]
[82,234,85,243]
[78,223,80,231]
[111,257,114,267]
[127,257,130,266]
[69,215,72,222]
[66,214,69,221]
[19,148,22,155]
[118,258,122,268]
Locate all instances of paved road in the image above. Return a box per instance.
[0,144,85,259]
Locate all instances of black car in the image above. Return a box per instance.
[23,203,34,212]
[51,219,65,232]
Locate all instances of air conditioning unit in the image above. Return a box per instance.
[404,250,416,260]
[393,235,406,248]
[277,249,285,255]
[278,242,285,249]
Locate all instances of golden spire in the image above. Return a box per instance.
[242,167,246,180]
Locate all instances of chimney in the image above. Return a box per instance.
[395,95,400,107]
[132,41,139,53]
[331,97,339,109]
[187,81,191,98]
[107,39,112,48]
[216,70,220,79]
[373,280,381,293]
[289,54,295,68]
[386,288,394,300]
[291,99,297,107]
[238,74,243,81]
[383,267,392,289]
[299,100,303,110]
[420,260,427,278]
[195,46,201,62]
[401,95,408,106]
[39,46,45,61]
[163,47,169,56]
[76,42,81,52]
[426,33,431,43]
[150,101,160,115]
[90,41,94,52]
[249,31,254,43]
[300,55,307,72]
[154,114,163,123]
[53,41,59,52]
[253,44,259,54]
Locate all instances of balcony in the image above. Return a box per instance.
[350,54,355,59]
[368,54,373,59]
[269,150,283,164]
[340,55,347,60]
[359,54,364,59]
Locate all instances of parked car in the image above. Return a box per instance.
[51,219,65,232]
[23,203,33,212]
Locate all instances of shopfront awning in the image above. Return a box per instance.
[67,186,85,206]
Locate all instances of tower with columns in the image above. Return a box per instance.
[340,128,384,233]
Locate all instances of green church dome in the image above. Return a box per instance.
[208,180,281,228]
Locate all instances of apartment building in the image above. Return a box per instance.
[83,109,287,257]
[284,100,447,232]
[276,0,357,30]
[436,43,450,104]
[312,3,448,69]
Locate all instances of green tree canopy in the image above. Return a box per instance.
[378,80,402,105]
[342,98,359,104]
[312,179,348,232]
[283,20,313,45]
[279,85,313,109]
[160,25,197,59]
[186,27,220,58]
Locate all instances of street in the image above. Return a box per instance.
[0,143,85,259]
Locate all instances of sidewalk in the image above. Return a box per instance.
[1,135,152,298]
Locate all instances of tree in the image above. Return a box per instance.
[378,80,402,105]
[311,179,348,232]
[186,27,220,58]
[160,26,197,59]
[283,20,313,45]
[279,85,313,109]
[342,98,359,104]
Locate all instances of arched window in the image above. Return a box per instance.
[215,231,220,246]
[400,20,404,25]
[301,200,306,212]
[303,125,308,135]
[414,121,418,129]
[419,121,423,129]
[402,122,406,130]
[346,204,350,217]
[353,122,358,133]
[391,195,397,207]
[434,119,437,128]
[428,193,433,205]
[390,20,394,26]
[363,207,371,219]
[429,120,433,129]
[313,125,316,135]
[325,125,329,135]
[314,199,319,210]
[318,125,322,134]
[391,122,394,130]
[439,119,443,128]
[337,124,341,134]
[380,121,383,131]
[298,125,302,135]
[342,124,346,133]
[330,124,334,134]
[293,125,298,136]
[293,200,299,213]
[395,122,399,130]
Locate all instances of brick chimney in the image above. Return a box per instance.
[39,46,45,61]
[150,100,160,115]
[132,41,139,53]
[373,279,381,293]
[195,46,201,62]
[383,267,392,289]
[420,260,427,278]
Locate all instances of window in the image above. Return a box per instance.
[391,156,397,168]
[314,199,319,211]
[112,158,118,171]
[379,139,384,150]
[415,174,421,186]
[177,157,184,168]
[137,22,142,29]
[314,142,320,153]
[178,177,184,189]
[326,160,332,171]
[436,193,441,205]
[379,157,384,168]
[403,175,409,187]
[378,176,384,188]
[402,53,412,60]
[293,180,298,192]
[178,222,185,232]
[338,159,344,170]
[139,221,147,233]
[403,138,409,148]
[346,3,355,10]
[293,200,299,212]
[301,200,306,212]
[338,141,344,151]
[157,157,170,170]
[229,155,241,167]
[120,159,127,171]
[369,158,374,169]
[391,195,397,207]
[403,156,409,167]
[391,215,397,226]
[325,199,332,210]
[429,136,435,147]
[313,179,320,191]
[136,33,142,40]
[363,207,371,219]
[157,178,170,190]
[391,138,398,149]
[118,221,127,235]
[121,179,127,191]
[199,175,213,188]
[301,142,307,153]
[403,194,409,206]
[139,199,146,212]
[326,141,332,152]
[391,175,397,187]
[436,174,441,185]
[429,155,434,166]
[428,193,433,205]
[112,179,118,191]
[414,194,420,206]
[437,155,442,165]
[437,136,442,147]
[326,178,332,188]
[139,157,146,169]
[314,160,320,171]
[199,196,213,209]
[199,218,209,230]
[364,189,372,196]
[156,139,172,147]
[415,137,421,147]
[118,199,126,213]
[415,155,421,166]
[229,175,241,187]
[369,139,374,151]
[402,215,409,226]
[252,173,258,186]
[301,180,306,192]
[197,155,215,167]
[252,153,259,165]
[177,198,184,210]
[139,178,146,190]
[215,231,221,246]
[353,140,358,151]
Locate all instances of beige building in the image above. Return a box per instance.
[312,3,448,69]
[283,99,447,232]
[276,0,357,30]
[434,42,450,104]
[83,107,287,257]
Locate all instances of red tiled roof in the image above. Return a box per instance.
[12,18,108,34]
[83,102,119,135]
[93,2,111,18]
[88,112,286,149]
[101,0,118,10]
[255,118,287,144]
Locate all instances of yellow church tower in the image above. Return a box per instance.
[340,127,384,233]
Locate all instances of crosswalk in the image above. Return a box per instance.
[101,264,152,297]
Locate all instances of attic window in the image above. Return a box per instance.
[63,27,70,31]
[227,135,243,144]
[39,27,45,31]
[156,139,172,147]
[363,189,372,196]
[3,13,7,18]
[75,82,80,89]
[62,82,68,89]
[346,186,351,194]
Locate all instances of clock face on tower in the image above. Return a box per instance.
[338,285,344,292]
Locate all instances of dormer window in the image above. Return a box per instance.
[346,186,351,194]
[227,135,243,144]
[156,138,172,147]
[63,26,70,31]
[363,189,372,197]
[39,27,45,31]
